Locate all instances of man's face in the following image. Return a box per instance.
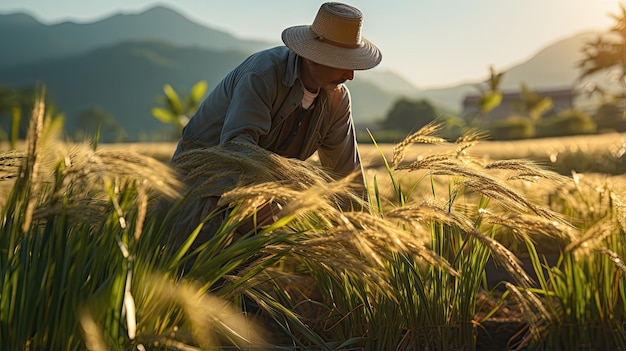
[305,59,355,92]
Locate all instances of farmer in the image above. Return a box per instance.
[170,2,382,240]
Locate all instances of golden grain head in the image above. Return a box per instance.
[485,212,577,243]
[504,282,549,337]
[392,122,447,168]
[565,219,617,254]
[471,230,534,288]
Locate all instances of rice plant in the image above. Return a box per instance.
[167,140,461,349]
[345,125,574,350]
[516,173,626,350]
[0,98,269,350]
[6,98,626,350]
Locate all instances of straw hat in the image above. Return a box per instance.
[281,2,382,70]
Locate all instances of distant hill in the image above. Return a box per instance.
[500,31,598,89]
[0,5,610,140]
[0,41,250,139]
[0,6,275,69]
[345,79,399,123]
[355,69,421,97]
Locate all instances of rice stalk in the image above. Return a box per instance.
[392,122,447,168]
[0,150,25,180]
[504,282,549,346]
[453,129,489,159]
[175,141,335,195]
[219,179,341,226]
[599,248,626,274]
[397,147,569,226]
[484,211,578,245]
[565,219,616,254]
[162,275,266,349]
[220,172,447,281]
[20,97,45,232]
[471,229,533,288]
[618,201,626,233]
[330,211,457,277]
[38,141,182,204]
[485,158,569,183]
[79,309,108,351]
[463,176,563,222]
[386,199,475,232]
[134,184,148,240]
[551,172,621,229]
[397,154,460,172]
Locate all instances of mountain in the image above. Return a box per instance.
[356,69,421,97]
[346,79,399,123]
[0,41,250,139]
[0,6,275,69]
[499,31,598,89]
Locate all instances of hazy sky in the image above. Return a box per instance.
[0,0,622,88]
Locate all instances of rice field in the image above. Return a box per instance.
[2,105,626,350]
[97,131,626,175]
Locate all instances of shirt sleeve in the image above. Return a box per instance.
[219,71,275,145]
[179,71,278,194]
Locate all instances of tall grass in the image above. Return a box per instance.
[517,173,626,350]
[0,99,268,349]
[3,100,626,350]
[330,125,573,350]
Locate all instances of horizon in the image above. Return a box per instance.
[0,0,621,89]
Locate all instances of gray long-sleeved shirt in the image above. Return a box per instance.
[172,45,365,192]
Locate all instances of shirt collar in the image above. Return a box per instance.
[283,48,301,88]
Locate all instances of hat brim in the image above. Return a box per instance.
[282,25,382,70]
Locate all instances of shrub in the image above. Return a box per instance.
[487,115,535,140]
[536,109,597,138]
[594,101,626,132]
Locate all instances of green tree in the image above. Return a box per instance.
[0,85,36,147]
[594,101,626,132]
[463,66,504,129]
[536,109,597,137]
[476,66,504,117]
[151,80,208,139]
[381,98,437,134]
[488,115,535,140]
